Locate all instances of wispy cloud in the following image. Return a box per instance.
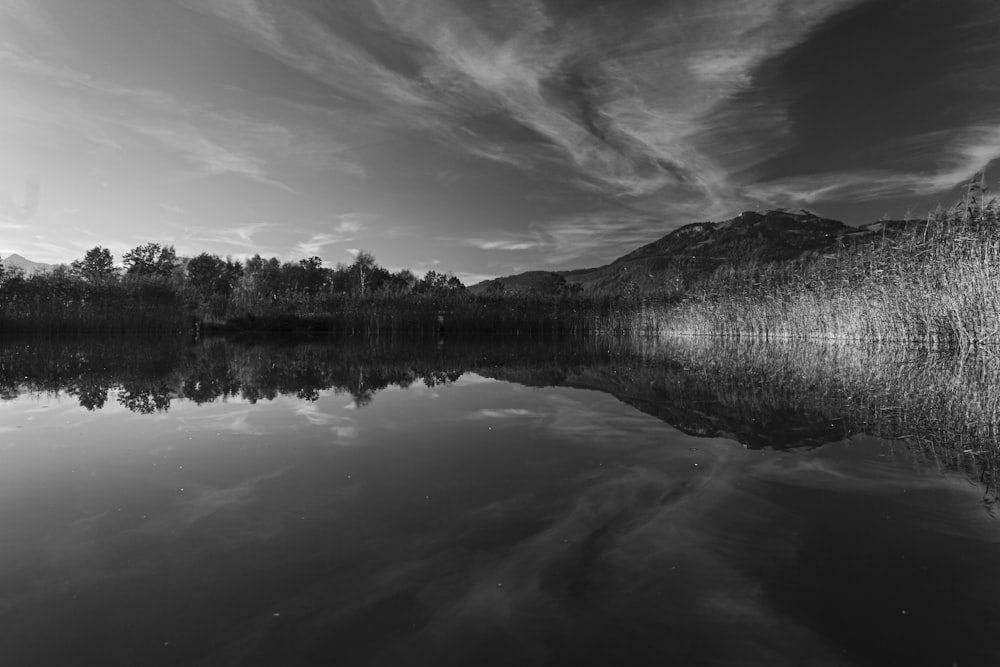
[745,124,1000,205]
[293,214,367,256]
[0,0,65,44]
[455,209,677,267]
[10,0,991,274]
[136,123,294,192]
[179,222,272,252]
[365,0,862,208]
[465,238,547,252]
[533,211,665,266]
[0,42,310,192]
[182,0,435,117]
[169,0,870,252]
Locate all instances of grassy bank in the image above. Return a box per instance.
[636,202,1000,346]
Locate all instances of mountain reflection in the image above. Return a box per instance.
[2,334,997,495]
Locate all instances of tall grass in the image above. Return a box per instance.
[632,202,1000,347]
[210,292,630,336]
[0,274,189,333]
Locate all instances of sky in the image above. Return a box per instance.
[3,0,1000,282]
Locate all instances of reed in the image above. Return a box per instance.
[629,203,1000,347]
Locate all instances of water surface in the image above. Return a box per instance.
[0,336,997,666]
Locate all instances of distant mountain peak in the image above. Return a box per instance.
[470,208,852,295]
[2,253,54,275]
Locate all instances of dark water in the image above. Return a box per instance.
[0,335,998,666]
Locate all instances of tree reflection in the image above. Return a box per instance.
[1,334,998,501]
[75,379,110,411]
[117,386,172,414]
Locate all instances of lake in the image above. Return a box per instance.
[0,335,997,666]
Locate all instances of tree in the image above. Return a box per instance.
[351,250,377,295]
[532,272,580,296]
[71,246,117,284]
[235,254,283,311]
[123,243,178,278]
[294,256,329,296]
[416,270,465,295]
[386,269,417,294]
[186,253,228,297]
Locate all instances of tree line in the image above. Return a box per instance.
[0,243,609,335]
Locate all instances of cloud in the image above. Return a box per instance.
[0,43,175,107]
[293,214,367,256]
[179,222,272,252]
[183,0,436,117]
[13,0,983,275]
[169,0,885,259]
[366,0,861,207]
[532,211,665,266]
[454,208,678,268]
[0,42,320,192]
[136,123,294,192]
[84,126,125,153]
[465,238,547,252]
[745,124,1000,205]
[0,0,65,44]
[185,0,287,56]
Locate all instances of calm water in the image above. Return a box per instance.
[0,336,998,666]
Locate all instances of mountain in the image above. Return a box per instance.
[471,209,898,295]
[2,253,54,276]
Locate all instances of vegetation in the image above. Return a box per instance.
[2,333,995,498]
[6,176,1000,345]
[618,177,1000,347]
[0,244,619,335]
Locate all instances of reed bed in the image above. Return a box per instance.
[637,205,1000,347]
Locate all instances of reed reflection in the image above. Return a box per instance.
[1,334,997,499]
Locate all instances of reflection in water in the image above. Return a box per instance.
[0,335,998,665]
[2,335,998,493]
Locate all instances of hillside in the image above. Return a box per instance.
[471,209,905,295]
